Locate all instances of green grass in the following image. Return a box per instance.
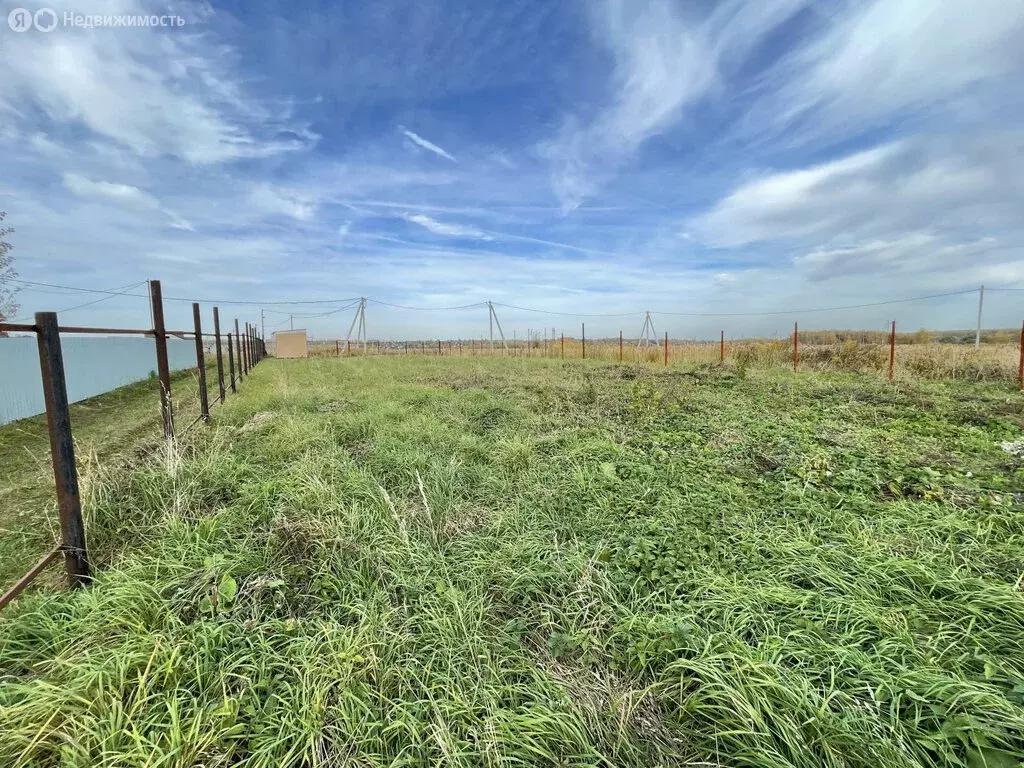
[0,365,218,587]
[2,356,1023,767]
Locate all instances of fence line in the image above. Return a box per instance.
[0,279,266,611]
[298,318,1024,390]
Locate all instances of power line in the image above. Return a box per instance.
[11,281,149,323]
[367,299,489,311]
[492,303,643,318]
[7,279,360,307]
[262,301,361,318]
[3,278,988,318]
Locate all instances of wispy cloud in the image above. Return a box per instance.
[63,172,161,209]
[404,214,490,239]
[768,0,1024,139]
[248,184,318,222]
[541,0,808,209]
[63,172,194,231]
[689,133,1023,247]
[401,128,458,163]
[0,0,315,164]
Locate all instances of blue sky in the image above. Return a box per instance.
[2,0,1024,339]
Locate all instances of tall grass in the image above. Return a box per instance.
[1,357,1022,766]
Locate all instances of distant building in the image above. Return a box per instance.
[273,329,308,359]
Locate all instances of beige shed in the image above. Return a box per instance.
[273,329,308,359]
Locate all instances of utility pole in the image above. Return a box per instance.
[638,312,657,349]
[486,301,508,353]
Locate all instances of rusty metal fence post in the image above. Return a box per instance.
[889,321,896,382]
[150,280,174,439]
[213,307,226,403]
[35,312,91,586]
[227,332,237,392]
[235,319,245,378]
[582,324,586,360]
[192,303,210,423]
[793,322,799,372]
[664,332,668,366]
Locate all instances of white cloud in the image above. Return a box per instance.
[248,184,317,221]
[63,172,160,208]
[542,0,809,209]
[689,134,1024,248]
[62,172,196,231]
[779,0,1024,132]
[0,0,314,164]
[404,213,491,239]
[401,128,457,162]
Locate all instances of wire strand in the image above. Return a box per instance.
[10,281,149,323]
[4,278,989,318]
[367,299,489,311]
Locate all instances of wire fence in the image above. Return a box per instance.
[0,280,266,611]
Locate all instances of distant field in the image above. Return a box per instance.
[304,335,1024,384]
[2,356,1023,766]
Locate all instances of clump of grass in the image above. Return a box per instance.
[1,356,1023,766]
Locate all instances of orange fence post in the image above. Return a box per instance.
[720,330,724,363]
[793,322,799,372]
[663,332,668,366]
[889,321,896,382]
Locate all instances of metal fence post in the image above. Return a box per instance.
[1018,320,1024,391]
[192,303,210,423]
[889,321,896,382]
[235,319,245,377]
[213,307,225,403]
[582,323,586,360]
[227,332,237,392]
[793,322,799,372]
[149,280,174,439]
[35,312,90,586]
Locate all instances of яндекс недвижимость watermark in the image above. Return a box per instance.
[8,7,186,32]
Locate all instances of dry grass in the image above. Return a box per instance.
[301,336,1023,384]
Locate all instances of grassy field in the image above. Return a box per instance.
[305,338,1024,384]
[2,356,1024,766]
